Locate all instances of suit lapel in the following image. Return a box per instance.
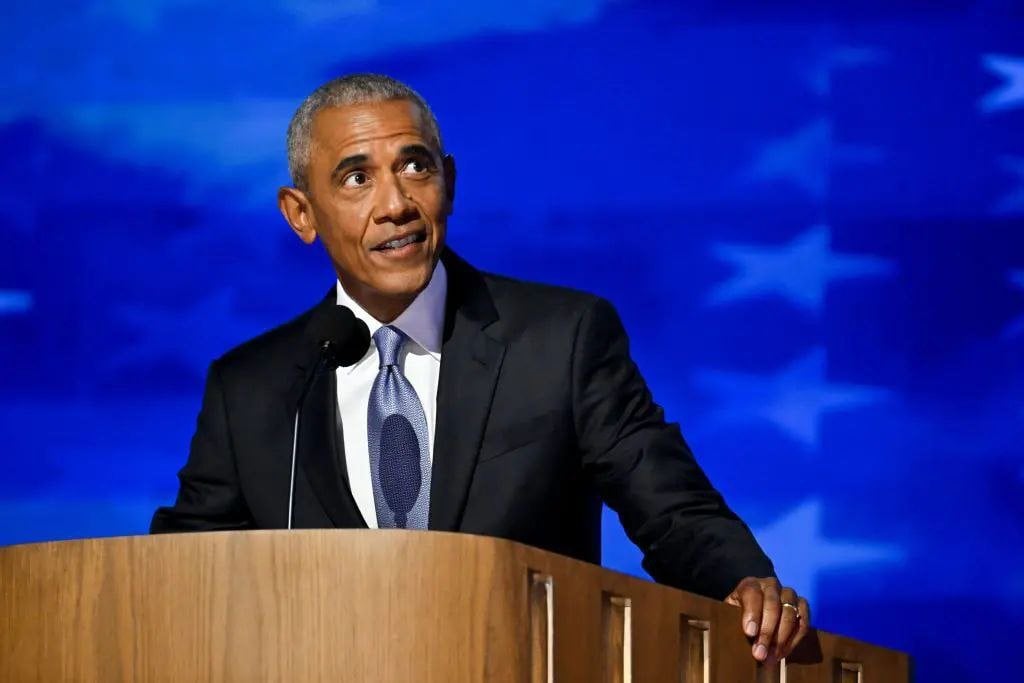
[429,250,506,531]
[288,292,367,529]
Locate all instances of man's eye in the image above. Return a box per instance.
[403,159,428,174]
[343,171,368,187]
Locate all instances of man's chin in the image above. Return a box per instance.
[372,264,435,299]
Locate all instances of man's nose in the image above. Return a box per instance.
[372,173,418,225]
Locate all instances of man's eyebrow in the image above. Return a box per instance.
[399,144,436,160]
[331,153,369,180]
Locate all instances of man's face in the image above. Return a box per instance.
[290,99,453,316]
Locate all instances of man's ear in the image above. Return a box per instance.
[442,153,456,215]
[278,186,318,245]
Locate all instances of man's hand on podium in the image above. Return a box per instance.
[725,576,810,665]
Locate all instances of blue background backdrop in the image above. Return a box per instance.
[2,1,1022,680]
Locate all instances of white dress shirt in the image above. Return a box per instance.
[334,261,447,528]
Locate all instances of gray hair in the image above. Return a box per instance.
[286,73,444,191]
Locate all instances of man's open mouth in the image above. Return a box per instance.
[373,231,427,251]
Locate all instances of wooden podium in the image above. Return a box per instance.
[0,530,908,682]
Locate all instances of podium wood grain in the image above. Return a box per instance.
[0,530,909,682]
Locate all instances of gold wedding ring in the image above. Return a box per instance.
[781,602,801,618]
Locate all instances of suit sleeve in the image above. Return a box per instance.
[150,361,255,533]
[573,297,774,599]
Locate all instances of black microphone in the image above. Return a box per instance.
[288,305,370,529]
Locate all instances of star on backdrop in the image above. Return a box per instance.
[107,289,265,374]
[979,53,1024,114]
[743,119,884,199]
[707,225,896,314]
[1004,269,1024,339]
[0,290,32,315]
[992,156,1024,215]
[692,348,890,449]
[755,499,904,607]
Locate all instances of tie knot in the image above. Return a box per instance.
[373,325,407,368]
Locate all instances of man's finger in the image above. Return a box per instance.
[736,580,763,639]
[772,588,800,659]
[791,597,811,650]
[754,579,781,662]
[779,596,812,659]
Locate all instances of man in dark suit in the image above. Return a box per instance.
[152,73,809,664]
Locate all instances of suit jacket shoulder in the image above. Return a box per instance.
[211,290,333,401]
[471,267,610,340]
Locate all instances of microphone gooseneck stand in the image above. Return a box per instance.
[287,348,332,530]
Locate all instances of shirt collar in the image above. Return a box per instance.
[334,260,447,373]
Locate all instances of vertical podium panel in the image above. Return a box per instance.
[1,531,526,682]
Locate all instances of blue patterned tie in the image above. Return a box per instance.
[368,325,431,529]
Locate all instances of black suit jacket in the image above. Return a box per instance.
[151,249,774,600]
